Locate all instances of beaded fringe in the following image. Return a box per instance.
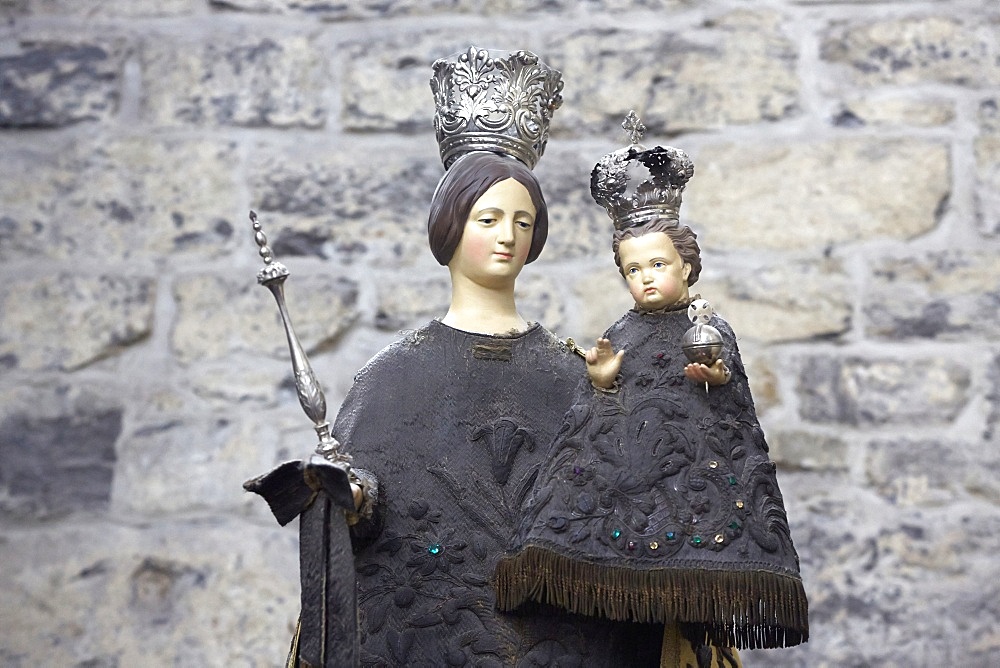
[495,547,809,650]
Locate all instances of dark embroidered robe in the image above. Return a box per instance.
[495,309,808,651]
[335,320,663,667]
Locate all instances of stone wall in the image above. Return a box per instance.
[1,0,997,665]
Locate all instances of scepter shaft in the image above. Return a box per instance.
[245,210,360,667]
[250,210,348,463]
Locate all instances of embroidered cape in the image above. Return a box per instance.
[495,309,809,650]
[337,320,664,666]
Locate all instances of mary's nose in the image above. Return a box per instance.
[497,219,515,245]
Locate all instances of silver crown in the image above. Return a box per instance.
[590,111,695,231]
[430,46,564,170]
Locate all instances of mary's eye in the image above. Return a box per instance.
[516,220,533,230]
[478,217,497,225]
[653,261,665,269]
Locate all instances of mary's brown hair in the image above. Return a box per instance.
[427,152,548,266]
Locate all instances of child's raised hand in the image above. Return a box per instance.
[684,359,731,387]
[586,338,624,390]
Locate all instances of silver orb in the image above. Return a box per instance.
[682,323,723,366]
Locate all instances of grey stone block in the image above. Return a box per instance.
[686,138,950,251]
[0,521,299,665]
[0,40,124,127]
[555,11,800,135]
[0,274,156,371]
[865,438,987,505]
[821,15,1000,88]
[865,251,1000,341]
[141,35,327,127]
[0,137,241,262]
[798,355,970,426]
[113,413,287,515]
[248,150,441,265]
[0,405,121,518]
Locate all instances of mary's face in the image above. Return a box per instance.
[448,178,536,289]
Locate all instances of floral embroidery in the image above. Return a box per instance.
[470,417,535,485]
[517,310,796,566]
[405,526,466,576]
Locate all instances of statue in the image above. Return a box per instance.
[495,113,809,666]
[246,52,665,666]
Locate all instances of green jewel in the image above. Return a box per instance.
[611,529,622,540]
[428,543,442,555]
[691,535,703,545]
[729,521,740,530]
[727,475,737,486]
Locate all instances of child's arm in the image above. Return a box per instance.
[585,337,625,390]
[684,360,731,386]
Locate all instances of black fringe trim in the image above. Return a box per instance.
[495,547,808,650]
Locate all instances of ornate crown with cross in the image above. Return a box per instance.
[430,46,564,170]
[590,111,695,230]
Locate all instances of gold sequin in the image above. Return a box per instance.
[714,534,725,544]
[708,460,719,469]
[735,500,744,509]
[649,541,659,550]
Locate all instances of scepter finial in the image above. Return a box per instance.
[250,210,289,285]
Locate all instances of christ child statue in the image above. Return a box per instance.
[495,131,808,659]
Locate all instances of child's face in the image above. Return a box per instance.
[618,232,691,310]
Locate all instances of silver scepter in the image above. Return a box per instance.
[246,215,360,668]
[250,210,351,467]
